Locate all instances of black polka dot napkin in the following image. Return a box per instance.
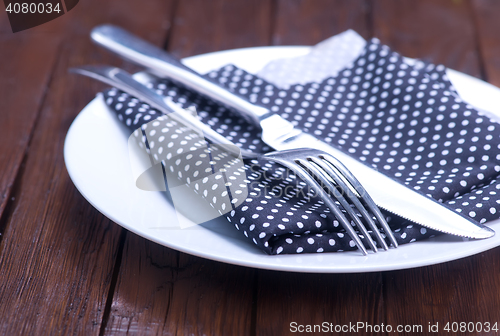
[258,29,366,88]
[103,38,500,254]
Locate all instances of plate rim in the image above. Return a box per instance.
[64,45,500,273]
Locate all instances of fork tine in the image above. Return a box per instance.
[317,153,399,248]
[309,156,389,250]
[281,160,369,255]
[298,159,379,252]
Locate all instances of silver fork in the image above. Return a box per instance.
[70,65,398,255]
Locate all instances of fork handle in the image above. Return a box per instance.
[91,24,270,126]
[70,65,254,158]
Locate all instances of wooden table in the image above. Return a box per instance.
[2,0,500,334]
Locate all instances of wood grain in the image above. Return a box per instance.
[105,234,256,335]
[383,253,500,333]
[472,0,500,87]
[0,0,174,334]
[0,33,59,231]
[255,271,384,336]
[0,0,73,234]
[168,0,274,58]
[273,0,371,45]
[372,0,482,77]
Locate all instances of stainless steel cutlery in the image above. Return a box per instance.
[71,65,400,254]
[87,24,495,240]
[71,24,496,257]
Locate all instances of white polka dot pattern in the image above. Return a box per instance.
[103,39,500,254]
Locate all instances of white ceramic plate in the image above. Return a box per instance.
[64,46,500,273]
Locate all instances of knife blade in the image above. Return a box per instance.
[90,24,495,239]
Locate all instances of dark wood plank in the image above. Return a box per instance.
[472,0,500,87]
[103,0,274,334]
[103,233,179,334]
[371,0,500,330]
[255,3,383,335]
[383,253,500,333]
[168,0,274,58]
[0,0,73,232]
[372,0,481,77]
[105,234,256,335]
[0,33,59,228]
[256,271,384,336]
[273,0,371,45]
[0,0,174,334]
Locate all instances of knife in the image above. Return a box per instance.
[90,24,495,239]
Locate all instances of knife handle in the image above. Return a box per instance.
[91,24,270,126]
